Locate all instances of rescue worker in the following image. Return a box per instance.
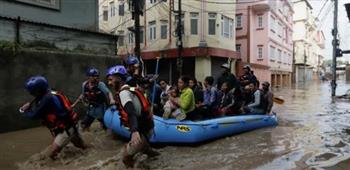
[239,65,258,87]
[71,67,115,131]
[106,65,158,168]
[19,76,86,159]
[125,55,141,87]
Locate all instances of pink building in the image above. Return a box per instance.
[236,0,293,87]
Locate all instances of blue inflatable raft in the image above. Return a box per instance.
[104,108,278,144]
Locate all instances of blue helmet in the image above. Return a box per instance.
[126,55,139,65]
[25,76,49,95]
[86,67,100,77]
[106,65,127,77]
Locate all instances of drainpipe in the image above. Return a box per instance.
[247,6,251,63]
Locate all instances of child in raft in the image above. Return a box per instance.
[162,86,186,121]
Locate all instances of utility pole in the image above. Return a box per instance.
[176,0,183,76]
[131,0,144,73]
[331,0,338,97]
[304,46,307,83]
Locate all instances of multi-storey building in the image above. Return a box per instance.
[99,0,238,84]
[236,0,294,87]
[293,0,325,82]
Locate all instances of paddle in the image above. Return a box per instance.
[273,96,284,104]
[150,57,160,114]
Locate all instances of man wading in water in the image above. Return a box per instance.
[19,76,86,159]
[106,65,159,168]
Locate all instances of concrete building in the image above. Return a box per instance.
[292,0,325,82]
[0,0,99,31]
[236,0,294,88]
[99,0,238,84]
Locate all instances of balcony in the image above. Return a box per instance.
[251,0,270,12]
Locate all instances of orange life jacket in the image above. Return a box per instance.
[115,87,153,128]
[44,91,79,133]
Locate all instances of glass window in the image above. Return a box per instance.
[236,44,241,53]
[128,32,134,44]
[190,13,199,35]
[149,21,156,41]
[119,3,124,16]
[257,15,263,28]
[222,15,233,38]
[258,46,263,59]
[118,31,124,46]
[270,46,275,60]
[161,20,168,39]
[208,13,216,35]
[110,1,115,17]
[236,15,242,28]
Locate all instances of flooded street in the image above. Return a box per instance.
[1,80,350,170]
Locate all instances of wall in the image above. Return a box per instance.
[0,0,98,31]
[0,50,119,133]
[0,17,117,55]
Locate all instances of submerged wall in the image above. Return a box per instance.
[0,49,120,133]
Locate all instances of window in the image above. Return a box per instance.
[119,3,124,16]
[150,0,157,4]
[103,6,108,21]
[278,22,282,37]
[270,15,275,33]
[128,32,134,44]
[283,52,287,64]
[257,15,263,28]
[140,28,144,43]
[161,20,168,39]
[236,15,242,28]
[208,13,216,35]
[222,15,234,38]
[270,46,275,60]
[258,46,263,59]
[278,49,282,63]
[236,44,241,53]
[110,1,115,17]
[175,14,185,35]
[118,31,124,46]
[190,13,199,35]
[149,21,156,41]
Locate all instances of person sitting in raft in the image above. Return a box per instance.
[260,81,274,114]
[159,79,171,106]
[169,76,197,121]
[217,82,236,116]
[243,82,265,114]
[189,77,204,108]
[162,86,183,120]
[197,76,220,118]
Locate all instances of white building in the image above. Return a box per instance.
[99,0,238,83]
[293,0,325,82]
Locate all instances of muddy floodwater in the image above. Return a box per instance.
[1,80,350,170]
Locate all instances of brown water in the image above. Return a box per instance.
[1,80,350,170]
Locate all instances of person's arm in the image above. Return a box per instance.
[248,90,261,108]
[124,102,139,133]
[24,96,51,119]
[99,82,116,105]
[71,94,83,108]
[267,92,274,113]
